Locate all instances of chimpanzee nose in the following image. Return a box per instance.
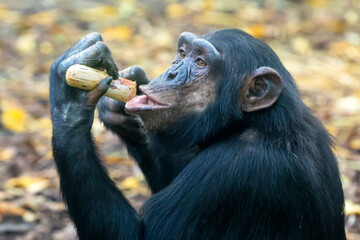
[168,70,178,80]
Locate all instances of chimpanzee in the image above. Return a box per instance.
[49,29,346,240]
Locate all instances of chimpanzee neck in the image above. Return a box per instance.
[146,117,248,187]
[149,115,249,152]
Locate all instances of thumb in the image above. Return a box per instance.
[87,76,113,107]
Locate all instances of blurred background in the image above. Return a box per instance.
[0,0,359,239]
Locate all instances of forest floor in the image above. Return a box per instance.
[0,0,360,239]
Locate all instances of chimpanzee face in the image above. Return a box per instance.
[125,32,221,130]
[125,31,282,131]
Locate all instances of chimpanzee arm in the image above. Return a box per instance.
[52,124,139,240]
[50,33,139,240]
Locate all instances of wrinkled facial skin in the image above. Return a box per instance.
[125,32,221,131]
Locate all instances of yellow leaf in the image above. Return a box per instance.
[245,24,267,39]
[118,1,135,19]
[23,211,37,222]
[329,41,360,61]
[291,37,311,55]
[349,138,360,150]
[105,154,131,165]
[306,0,326,8]
[151,30,173,49]
[0,5,20,24]
[346,200,360,216]
[335,95,360,115]
[26,10,57,26]
[5,176,50,193]
[344,10,359,25]
[1,107,27,132]
[201,1,214,11]
[77,6,119,21]
[328,20,347,34]
[0,148,15,161]
[121,176,139,190]
[166,4,185,19]
[0,202,26,216]
[103,26,132,41]
[15,34,36,55]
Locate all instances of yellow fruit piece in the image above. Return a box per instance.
[66,64,137,102]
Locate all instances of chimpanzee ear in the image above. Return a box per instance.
[239,67,282,112]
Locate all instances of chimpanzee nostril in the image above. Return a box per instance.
[168,71,178,80]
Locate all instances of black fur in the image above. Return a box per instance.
[50,29,346,240]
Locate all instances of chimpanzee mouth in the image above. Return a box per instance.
[125,94,170,112]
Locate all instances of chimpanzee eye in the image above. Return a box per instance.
[196,59,206,67]
[180,50,186,58]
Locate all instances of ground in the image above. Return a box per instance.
[0,0,360,239]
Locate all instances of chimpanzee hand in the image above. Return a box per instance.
[98,66,150,138]
[49,32,119,131]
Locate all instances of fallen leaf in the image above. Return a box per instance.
[5,176,50,193]
[0,4,20,24]
[349,138,360,150]
[344,10,359,25]
[246,24,267,39]
[291,37,311,55]
[23,211,37,222]
[103,26,132,41]
[77,6,119,21]
[26,10,57,26]
[334,95,360,115]
[0,202,26,216]
[166,4,185,19]
[1,107,27,132]
[105,155,132,165]
[0,148,16,161]
[346,200,360,216]
[121,176,140,190]
[15,34,37,55]
[306,0,326,8]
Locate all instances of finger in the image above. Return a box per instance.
[96,42,119,79]
[59,43,103,76]
[59,41,119,80]
[65,32,103,59]
[58,41,118,77]
[87,77,113,107]
[119,65,150,84]
[99,96,126,113]
[101,55,119,79]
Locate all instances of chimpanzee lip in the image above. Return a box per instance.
[125,92,170,112]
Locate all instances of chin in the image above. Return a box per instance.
[125,93,180,131]
[133,110,174,132]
